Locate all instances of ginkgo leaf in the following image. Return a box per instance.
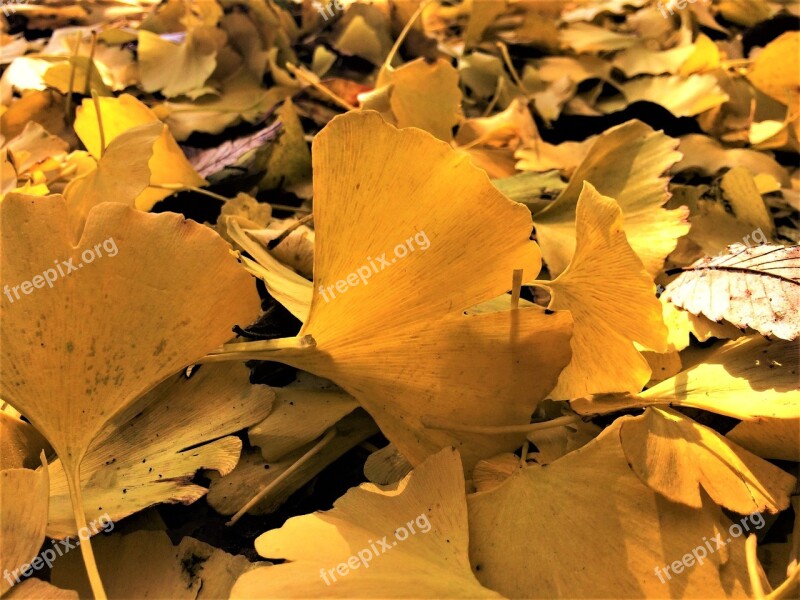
[747,32,799,106]
[570,335,800,420]
[598,75,729,117]
[52,530,260,599]
[0,193,260,595]
[664,244,800,341]
[138,28,221,98]
[248,373,357,462]
[63,121,161,240]
[247,217,315,279]
[720,167,774,237]
[207,410,378,517]
[46,362,273,538]
[209,111,573,471]
[227,218,312,322]
[1,193,260,468]
[560,22,638,53]
[533,120,688,277]
[363,58,463,142]
[673,134,789,188]
[620,407,795,514]
[612,44,696,77]
[468,417,753,598]
[231,448,501,598]
[334,11,392,66]
[156,70,291,141]
[0,456,49,596]
[74,94,206,210]
[727,418,800,462]
[260,99,312,191]
[363,444,413,486]
[3,121,68,174]
[0,410,51,470]
[537,182,668,398]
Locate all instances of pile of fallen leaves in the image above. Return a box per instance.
[1,0,799,598]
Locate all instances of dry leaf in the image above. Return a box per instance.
[537,182,668,398]
[620,407,796,514]
[231,448,501,598]
[664,244,800,340]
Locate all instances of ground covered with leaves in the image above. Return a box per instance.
[0,0,799,599]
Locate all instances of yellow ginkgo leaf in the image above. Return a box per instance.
[598,75,730,117]
[620,407,795,514]
[231,448,501,599]
[63,121,162,240]
[570,336,800,420]
[468,417,753,598]
[0,410,51,470]
[0,455,49,597]
[727,418,800,462]
[533,119,689,277]
[46,362,273,538]
[73,94,206,210]
[747,32,799,106]
[248,373,357,462]
[537,182,668,398]
[362,58,463,142]
[209,111,574,471]
[0,193,260,596]
[259,98,312,192]
[208,411,378,518]
[1,193,260,465]
[138,28,222,98]
[156,70,290,141]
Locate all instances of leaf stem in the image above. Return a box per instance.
[267,213,314,250]
[64,32,82,126]
[227,428,337,525]
[423,414,582,434]
[201,334,316,363]
[91,90,106,156]
[64,463,107,600]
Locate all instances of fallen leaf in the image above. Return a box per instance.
[231,448,501,598]
[747,32,799,106]
[469,417,753,598]
[211,112,573,470]
[571,335,800,420]
[620,407,795,514]
[664,244,800,340]
[45,362,272,538]
[533,119,688,277]
[0,455,49,596]
[536,182,668,398]
[74,94,206,210]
